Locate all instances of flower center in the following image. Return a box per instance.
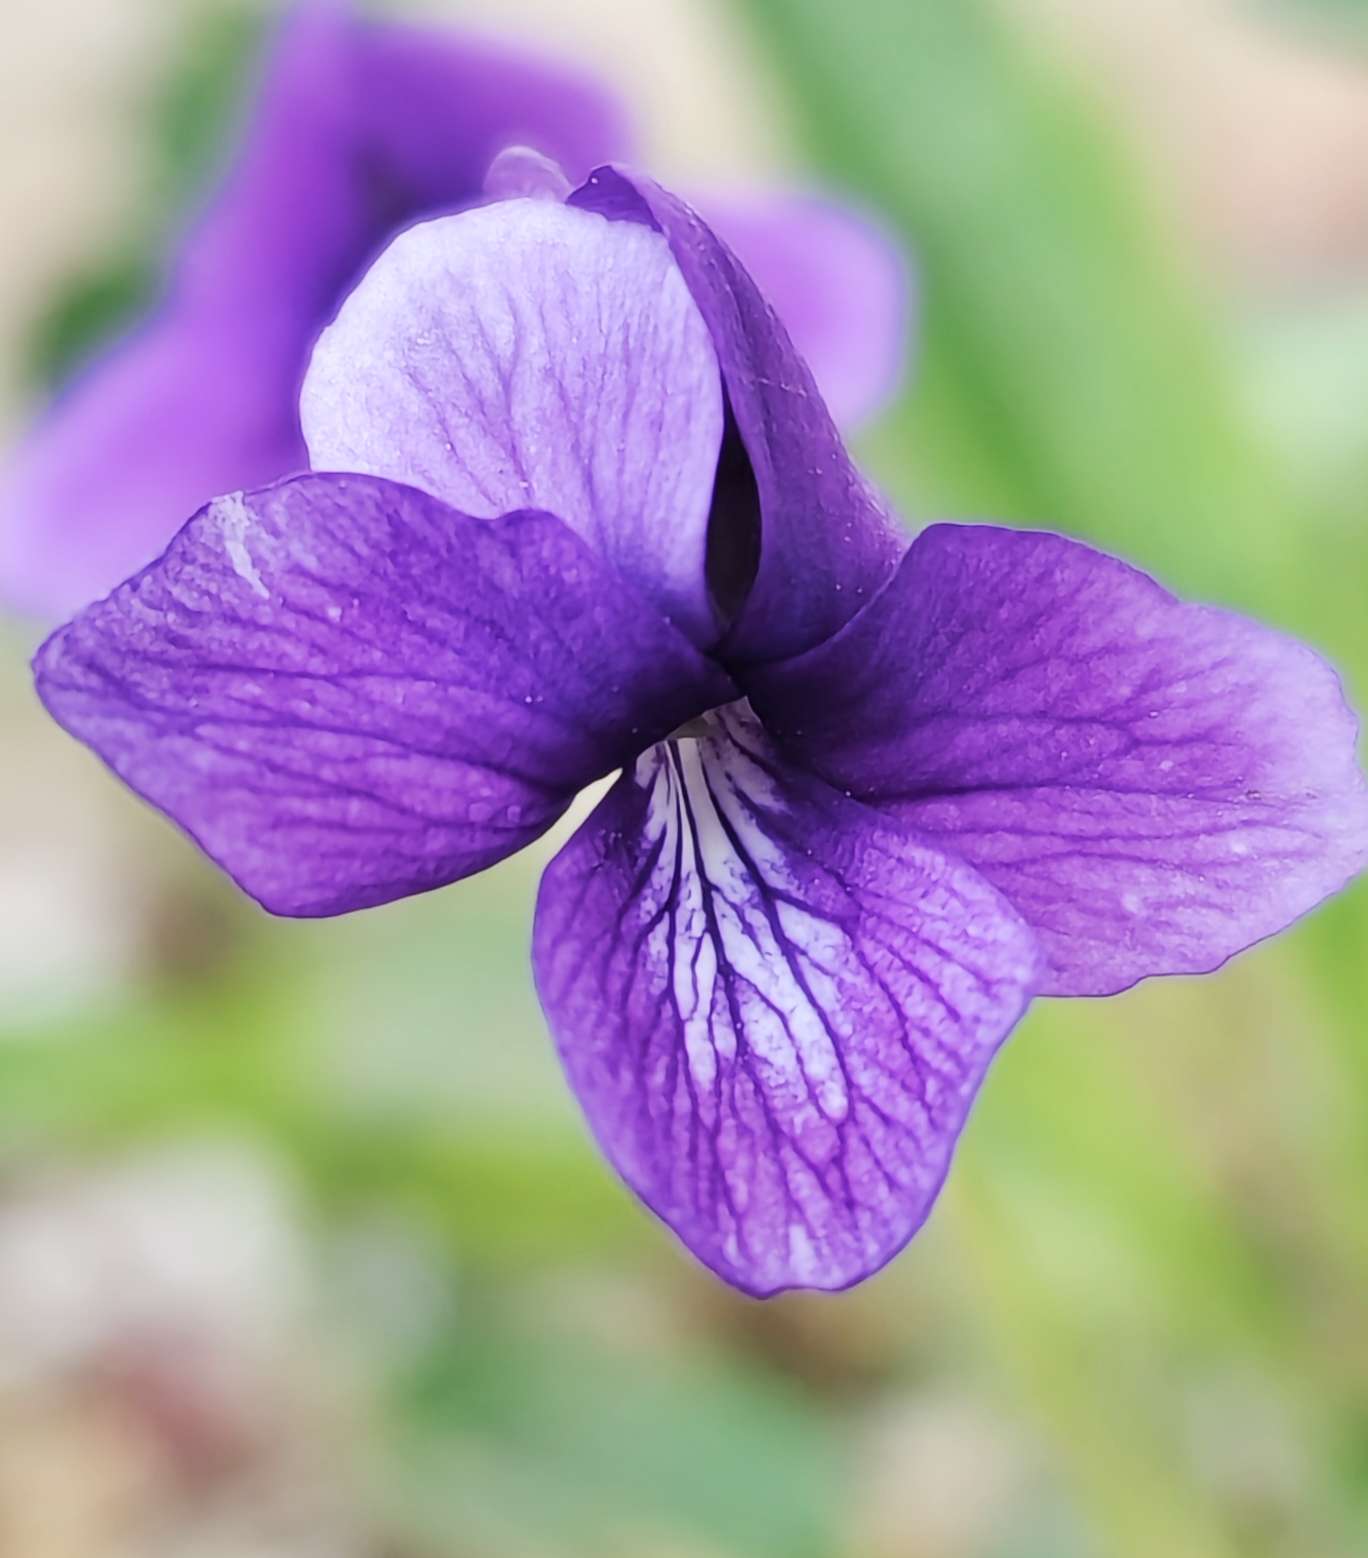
[665,698,751,745]
[667,715,715,741]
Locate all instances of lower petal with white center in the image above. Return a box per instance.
[533,705,1040,1296]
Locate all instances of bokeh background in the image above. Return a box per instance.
[3,1,1368,1554]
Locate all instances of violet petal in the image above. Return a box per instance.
[694,190,912,429]
[0,3,626,618]
[570,167,906,663]
[748,524,1368,996]
[533,703,1038,1295]
[34,473,734,917]
[300,199,725,642]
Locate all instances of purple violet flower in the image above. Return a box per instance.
[33,164,1368,1296]
[0,2,908,621]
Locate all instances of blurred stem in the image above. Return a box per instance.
[26,3,265,390]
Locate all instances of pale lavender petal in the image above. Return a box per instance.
[1,3,626,618]
[300,199,724,642]
[749,524,1368,997]
[533,703,1038,1295]
[34,473,733,917]
[570,167,906,664]
[694,191,912,429]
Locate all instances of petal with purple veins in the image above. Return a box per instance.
[748,524,1368,996]
[533,703,1038,1295]
[34,473,734,917]
[571,167,906,664]
[301,198,724,642]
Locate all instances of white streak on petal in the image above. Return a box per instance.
[212,491,269,599]
[635,707,850,1129]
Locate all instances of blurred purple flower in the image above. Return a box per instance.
[34,164,1368,1294]
[0,2,909,619]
